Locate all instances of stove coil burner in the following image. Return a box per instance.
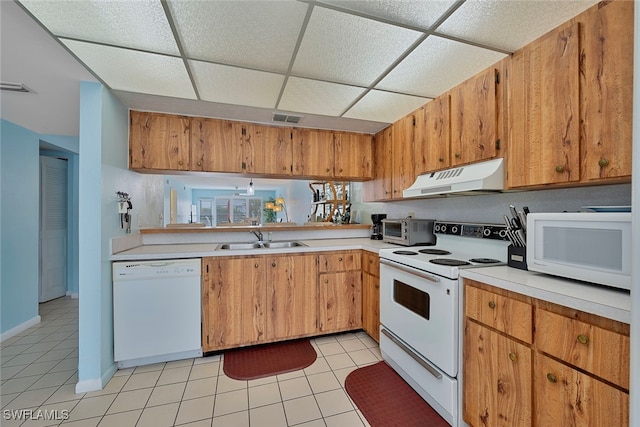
[418,249,452,255]
[429,258,471,266]
[393,250,419,255]
[469,258,501,264]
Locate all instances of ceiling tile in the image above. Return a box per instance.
[167,0,308,73]
[292,6,422,86]
[319,0,458,29]
[61,40,196,99]
[20,0,179,55]
[344,90,428,124]
[278,77,365,117]
[437,0,599,52]
[189,60,284,109]
[376,36,507,97]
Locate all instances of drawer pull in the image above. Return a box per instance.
[254,263,259,268]
[555,165,565,173]
[508,353,517,362]
[577,334,589,345]
[598,158,609,168]
[271,262,277,267]
[547,373,558,383]
[488,300,496,309]
[338,257,343,262]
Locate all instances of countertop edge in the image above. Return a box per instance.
[140,224,371,234]
[460,267,631,324]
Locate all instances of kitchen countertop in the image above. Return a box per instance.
[461,266,631,324]
[110,237,398,261]
[139,224,370,234]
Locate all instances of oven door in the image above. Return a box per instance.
[380,258,458,377]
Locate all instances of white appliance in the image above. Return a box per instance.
[379,222,509,426]
[403,158,504,198]
[527,212,632,290]
[382,218,437,246]
[112,259,202,368]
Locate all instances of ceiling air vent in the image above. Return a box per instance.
[1,82,32,93]
[272,113,302,124]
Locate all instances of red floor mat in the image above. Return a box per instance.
[223,339,317,380]
[345,361,451,427]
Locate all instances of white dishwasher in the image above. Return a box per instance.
[112,258,202,368]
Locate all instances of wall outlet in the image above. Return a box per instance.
[407,211,415,218]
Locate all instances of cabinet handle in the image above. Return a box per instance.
[324,279,329,284]
[338,257,343,262]
[488,300,496,309]
[555,165,565,173]
[508,353,517,362]
[178,160,184,165]
[197,161,202,166]
[326,168,330,172]
[598,158,609,168]
[546,373,557,383]
[254,263,259,268]
[438,157,444,162]
[339,168,344,172]
[282,166,287,170]
[272,262,277,267]
[454,153,461,158]
[577,334,589,345]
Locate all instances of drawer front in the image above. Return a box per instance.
[318,251,361,273]
[465,285,533,344]
[535,309,630,390]
[362,251,379,277]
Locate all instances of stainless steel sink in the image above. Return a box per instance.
[216,241,306,250]
[263,241,306,249]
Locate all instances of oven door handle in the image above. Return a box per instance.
[380,258,440,283]
[381,328,443,379]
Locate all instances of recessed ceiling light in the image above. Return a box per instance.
[0,82,33,93]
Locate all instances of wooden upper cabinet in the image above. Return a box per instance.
[260,125,292,175]
[581,0,633,182]
[129,111,191,171]
[292,128,335,177]
[190,117,239,173]
[362,127,393,202]
[414,96,451,175]
[237,123,265,174]
[334,132,373,180]
[508,21,581,188]
[449,67,498,167]
[391,112,416,198]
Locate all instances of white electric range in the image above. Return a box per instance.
[379,221,509,426]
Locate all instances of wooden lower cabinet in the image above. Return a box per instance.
[318,271,362,333]
[361,252,380,342]
[463,280,630,427]
[463,320,532,427]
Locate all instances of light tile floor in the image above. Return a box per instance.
[1,297,382,426]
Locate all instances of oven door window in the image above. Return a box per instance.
[393,279,429,320]
[384,222,402,238]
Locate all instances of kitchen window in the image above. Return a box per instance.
[212,196,263,225]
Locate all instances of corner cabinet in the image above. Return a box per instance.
[463,279,630,427]
[129,111,191,171]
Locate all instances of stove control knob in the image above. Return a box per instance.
[483,228,492,237]
[440,225,447,233]
[451,226,458,234]
[498,229,507,238]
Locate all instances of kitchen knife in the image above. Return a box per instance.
[518,211,527,232]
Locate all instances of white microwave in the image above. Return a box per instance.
[527,212,631,290]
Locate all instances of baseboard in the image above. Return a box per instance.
[74,363,116,393]
[0,315,41,343]
[65,291,79,299]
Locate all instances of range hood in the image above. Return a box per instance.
[403,158,504,198]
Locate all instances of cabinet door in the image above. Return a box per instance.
[190,118,240,172]
[129,111,190,171]
[535,353,629,427]
[318,271,362,333]
[260,125,292,175]
[265,254,317,340]
[414,96,450,175]
[362,272,379,342]
[292,128,335,177]
[318,251,361,273]
[508,21,580,187]
[202,257,247,351]
[362,127,393,201]
[391,113,415,198]
[334,132,373,180]
[237,123,265,174]
[581,0,633,181]
[463,320,532,427]
[450,67,498,166]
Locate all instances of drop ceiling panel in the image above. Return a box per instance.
[292,6,422,86]
[344,90,429,123]
[319,0,458,30]
[61,40,196,99]
[279,77,365,117]
[437,0,599,52]
[167,0,308,73]
[190,60,284,109]
[377,36,507,97]
[20,0,179,55]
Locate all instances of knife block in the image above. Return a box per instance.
[507,245,528,270]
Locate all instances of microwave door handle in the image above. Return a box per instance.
[380,259,440,283]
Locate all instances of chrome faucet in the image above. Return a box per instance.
[250,230,263,242]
